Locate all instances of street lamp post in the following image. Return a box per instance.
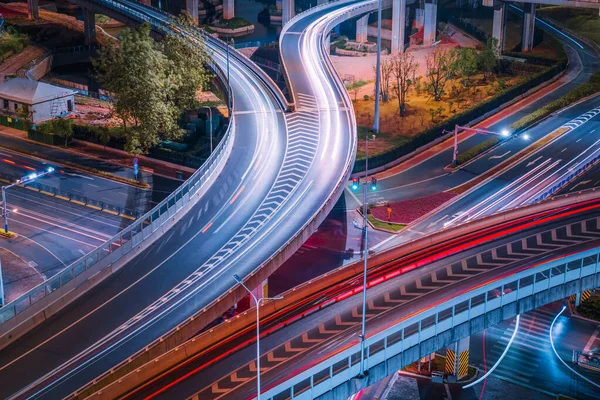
[202,106,213,153]
[233,274,283,400]
[0,257,4,307]
[451,125,511,166]
[1,167,54,234]
[227,38,235,111]
[372,0,382,133]
[359,134,373,377]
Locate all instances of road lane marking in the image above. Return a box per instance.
[230,186,245,204]
[201,222,213,233]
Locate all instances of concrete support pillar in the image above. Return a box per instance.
[83,8,96,46]
[522,3,536,52]
[391,0,406,53]
[445,337,470,381]
[356,14,368,43]
[575,292,582,306]
[415,7,424,30]
[27,0,39,20]
[423,0,437,46]
[250,279,268,307]
[186,0,198,23]
[282,0,294,25]
[492,2,506,53]
[223,0,234,20]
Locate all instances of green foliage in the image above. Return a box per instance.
[0,32,28,59]
[510,71,600,132]
[93,19,209,154]
[211,17,252,29]
[456,136,500,166]
[455,47,478,88]
[346,80,368,101]
[477,37,499,81]
[51,118,73,147]
[425,48,458,101]
[576,296,600,321]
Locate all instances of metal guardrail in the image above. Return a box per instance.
[0,171,140,218]
[0,5,236,326]
[261,246,600,399]
[534,155,600,202]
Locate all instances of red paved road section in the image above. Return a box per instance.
[371,192,456,224]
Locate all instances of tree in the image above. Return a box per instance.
[425,48,458,101]
[160,15,211,113]
[455,47,478,89]
[391,52,419,117]
[477,37,499,82]
[52,118,73,147]
[97,126,112,150]
[93,21,209,154]
[376,58,394,102]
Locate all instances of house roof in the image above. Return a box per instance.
[0,78,76,105]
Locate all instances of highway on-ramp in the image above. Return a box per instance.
[0,1,354,399]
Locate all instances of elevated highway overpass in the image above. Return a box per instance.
[75,191,600,399]
[0,0,357,399]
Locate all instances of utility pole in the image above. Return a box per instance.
[359,134,371,377]
[372,0,382,133]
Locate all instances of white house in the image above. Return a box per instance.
[0,78,76,123]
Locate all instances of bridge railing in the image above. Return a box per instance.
[262,246,600,399]
[0,11,236,340]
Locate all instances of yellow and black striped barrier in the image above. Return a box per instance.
[445,349,455,375]
[458,349,469,379]
[582,290,592,302]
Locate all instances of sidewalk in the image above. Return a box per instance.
[0,125,194,182]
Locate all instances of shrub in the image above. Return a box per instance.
[510,71,600,132]
[456,136,500,165]
[577,296,600,321]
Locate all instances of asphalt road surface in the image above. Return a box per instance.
[129,203,600,399]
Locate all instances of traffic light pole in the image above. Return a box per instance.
[359,135,369,377]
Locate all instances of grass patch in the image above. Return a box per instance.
[368,214,406,232]
[210,17,252,30]
[356,125,410,161]
[0,31,28,60]
[538,7,600,46]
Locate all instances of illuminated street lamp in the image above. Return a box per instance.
[450,125,511,166]
[233,274,283,400]
[523,133,530,141]
[1,167,54,234]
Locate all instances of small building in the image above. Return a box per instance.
[0,78,76,124]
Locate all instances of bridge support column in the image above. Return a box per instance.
[83,8,96,46]
[391,0,406,53]
[356,14,368,43]
[250,279,268,306]
[423,0,437,46]
[186,0,198,23]
[522,3,536,52]
[445,337,470,381]
[415,6,424,30]
[492,2,506,53]
[282,0,294,25]
[27,0,39,20]
[223,0,234,20]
